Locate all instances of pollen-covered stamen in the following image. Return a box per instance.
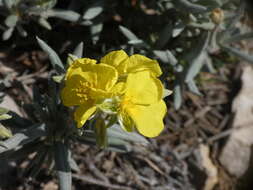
[73,81,92,101]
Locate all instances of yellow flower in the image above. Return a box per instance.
[117,71,167,137]
[100,50,162,77]
[61,58,118,128]
[61,52,171,138]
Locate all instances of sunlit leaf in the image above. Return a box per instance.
[119,25,139,41]
[0,124,12,139]
[73,42,84,58]
[36,37,65,74]
[172,0,208,13]
[83,6,103,20]
[0,123,46,154]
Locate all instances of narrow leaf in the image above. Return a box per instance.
[222,45,253,64]
[174,82,182,110]
[119,25,139,41]
[0,107,9,115]
[155,22,172,49]
[73,42,84,58]
[0,113,12,120]
[17,25,27,37]
[38,18,52,30]
[90,23,103,44]
[54,142,72,190]
[223,32,253,44]
[2,27,14,41]
[153,50,178,66]
[107,125,148,144]
[83,6,103,20]
[4,15,18,28]
[187,80,202,95]
[36,37,65,74]
[172,0,207,13]
[0,123,46,154]
[0,124,12,139]
[46,10,81,22]
[3,0,14,10]
[185,33,209,82]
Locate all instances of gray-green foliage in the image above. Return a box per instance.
[117,0,247,109]
[0,0,104,40]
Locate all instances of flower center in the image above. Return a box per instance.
[120,96,134,111]
[74,81,91,102]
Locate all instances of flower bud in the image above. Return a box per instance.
[210,8,224,25]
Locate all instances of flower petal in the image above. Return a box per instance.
[128,54,162,77]
[70,63,118,91]
[125,71,163,105]
[127,100,166,137]
[111,82,126,95]
[61,74,90,106]
[100,50,128,75]
[66,58,97,80]
[74,104,97,128]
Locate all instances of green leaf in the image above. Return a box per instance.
[172,22,185,38]
[119,25,139,41]
[36,37,65,74]
[4,15,18,28]
[153,50,177,66]
[95,117,108,148]
[38,17,52,30]
[76,133,130,153]
[222,32,253,44]
[195,0,221,9]
[188,22,215,30]
[163,89,173,98]
[3,0,15,10]
[83,6,103,20]
[90,23,103,44]
[73,42,84,58]
[54,142,72,190]
[0,113,12,120]
[0,141,43,161]
[185,52,208,82]
[172,0,208,13]
[46,9,81,22]
[185,32,209,82]
[222,45,253,64]
[186,79,202,95]
[0,123,46,154]
[107,125,148,144]
[67,54,78,66]
[52,75,64,83]
[2,27,14,41]
[155,22,173,49]
[68,149,80,172]
[174,82,182,110]
[17,25,27,37]
[0,124,12,139]
[0,107,9,115]
[128,39,144,45]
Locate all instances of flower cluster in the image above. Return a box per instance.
[61,50,171,137]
